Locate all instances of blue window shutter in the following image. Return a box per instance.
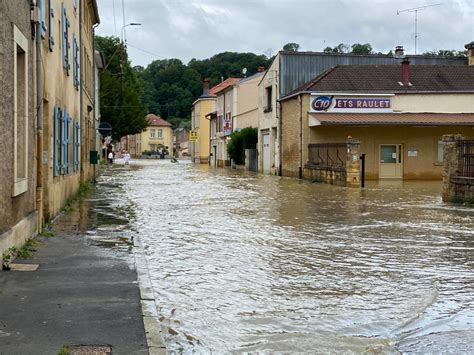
[60,109,65,175]
[53,106,59,177]
[73,34,79,89]
[39,0,47,38]
[49,1,54,51]
[65,112,70,174]
[61,3,66,69]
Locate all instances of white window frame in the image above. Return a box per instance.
[13,25,29,196]
[150,129,155,138]
[437,140,445,163]
[157,129,163,139]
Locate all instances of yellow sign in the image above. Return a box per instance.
[189,130,198,142]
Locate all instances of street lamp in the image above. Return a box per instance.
[120,22,141,44]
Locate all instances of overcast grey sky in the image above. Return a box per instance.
[95,0,474,67]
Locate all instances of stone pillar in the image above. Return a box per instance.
[346,139,361,188]
[442,134,465,202]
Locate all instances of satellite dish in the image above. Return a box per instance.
[242,67,247,77]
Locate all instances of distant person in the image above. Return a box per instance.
[124,151,131,165]
[108,151,114,164]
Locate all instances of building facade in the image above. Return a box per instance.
[258,50,468,175]
[40,0,100,221]
[128,114,173,158]
[234,71,264,130]
[190,80,217,163]
[280,61,474,181]
[0,0,38,263]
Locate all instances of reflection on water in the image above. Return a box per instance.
[102,160,474,353]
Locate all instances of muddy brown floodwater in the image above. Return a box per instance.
[93,159,473,353]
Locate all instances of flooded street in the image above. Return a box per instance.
[97,159,473,353]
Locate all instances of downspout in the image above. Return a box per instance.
[79,0,84,183]
[92,22,99,183]
[298,94,302,179]
[35,3,44,232]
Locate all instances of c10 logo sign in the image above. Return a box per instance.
[311,96,334,112]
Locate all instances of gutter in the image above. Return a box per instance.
[79,0,84,182]
[298,94,302,179]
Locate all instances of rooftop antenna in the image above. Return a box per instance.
[397,3,442,54]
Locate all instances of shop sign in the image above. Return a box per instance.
[310,95,393,113]
[189,130,198,142]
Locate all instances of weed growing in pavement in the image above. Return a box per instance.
[39,229,55,238]
[58,345,69,355]
[16,238,41,259]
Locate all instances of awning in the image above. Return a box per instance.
[308,113,474,126]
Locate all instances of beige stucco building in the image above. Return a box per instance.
[127,114,173,157]
[258,50,468,176]
[280,62,474,181]
[234,71,264,130]
[190,80,217,163]
[40,0,99,221]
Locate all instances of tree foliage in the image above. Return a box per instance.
[227,127,258,165]
[423,49,467,57]
[140,52,271,126]
[283,42,300,52]
[96,36,147,141]
[323,43,373,54]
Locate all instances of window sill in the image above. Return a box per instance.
[13,179,28,197]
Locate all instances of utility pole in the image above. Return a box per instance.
[397,3,442,54]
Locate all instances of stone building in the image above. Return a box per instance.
[258,50,468,175]
[0,0,38,262]
[280,60,474,182]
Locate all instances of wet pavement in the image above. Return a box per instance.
[0,186,148,355]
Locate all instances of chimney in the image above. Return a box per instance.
[257,66,265,73]
[465,41,474,66]
[401,58,410,86]
[394,46,404,59]
[202,78,210,96]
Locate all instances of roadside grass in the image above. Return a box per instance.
[62,182,96,214]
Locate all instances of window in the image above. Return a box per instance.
[437,140,445,163]
[217,115,223,132]
[48,0,54,51]
[157,129,163,139]
[13,26,29,196]
[150,129,155,138]
[53,106,60,176]
[61,3,70,75]
[264,86,272,112]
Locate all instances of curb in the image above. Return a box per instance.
[133,235,167,355]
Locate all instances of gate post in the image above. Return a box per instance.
[346,138,361,188]
[442,134,465,202]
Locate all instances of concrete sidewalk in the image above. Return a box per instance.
[0,208,154,354]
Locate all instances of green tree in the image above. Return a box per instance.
[283,42,300,52]
[351,43,373,55]
[227,127,258,165]
[423,49,467,57]
[323,43,349,54]
[96,36,147,141]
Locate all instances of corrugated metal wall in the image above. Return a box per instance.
[280,53,467,96]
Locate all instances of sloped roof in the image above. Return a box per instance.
[211,78,241,95]
[283,65,474,99]
[312,113,474,126]
[146,113,172,127]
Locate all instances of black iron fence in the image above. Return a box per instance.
[457,140,474,177]
[307,143,347,171]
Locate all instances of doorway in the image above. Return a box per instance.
[262,133,270,174]
[379,144,403,178]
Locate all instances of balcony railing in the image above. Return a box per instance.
[457,140,474,178]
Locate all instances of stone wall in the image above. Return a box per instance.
[442,134,474,203]
[0,1,37,236]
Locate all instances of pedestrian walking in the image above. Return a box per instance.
[108,151,114,164]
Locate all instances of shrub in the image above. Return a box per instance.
[227,127,258,165]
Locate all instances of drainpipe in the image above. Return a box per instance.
[35,4,44,232]
[298,94,303,179]
[79,0,85,183]
[92,22,99,183]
